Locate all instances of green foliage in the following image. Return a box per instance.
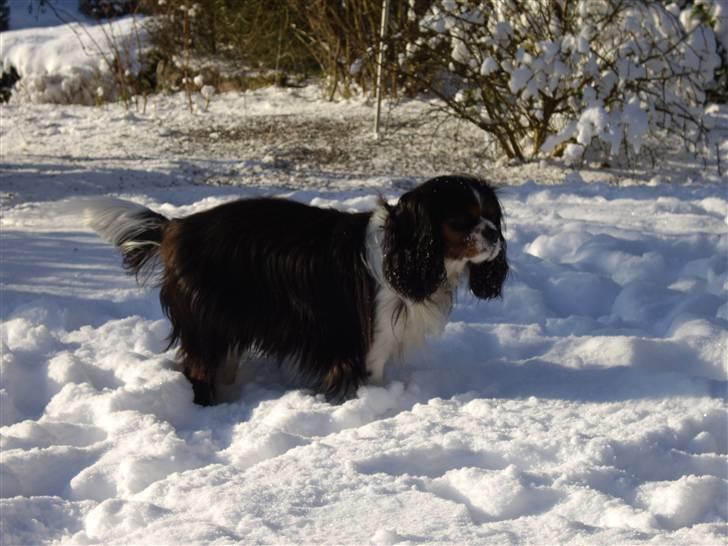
[143,0,317,78]
[78,1,142,19]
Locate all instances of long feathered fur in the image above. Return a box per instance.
[156,198,376,404]
[74,197,168,284]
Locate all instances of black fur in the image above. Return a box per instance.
[158,199,375,404]
[466,178,509,298]
[382,193,446,302]
[117,210,167,284]
[468,247,509,299]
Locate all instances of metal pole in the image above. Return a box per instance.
[374,0,390,140]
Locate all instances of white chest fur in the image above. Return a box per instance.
[364,205,462,383]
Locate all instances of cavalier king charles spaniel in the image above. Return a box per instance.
[81,175,508,405]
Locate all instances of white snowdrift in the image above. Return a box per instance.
[1,15,144,104]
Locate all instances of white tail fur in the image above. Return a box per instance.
[63,197,169,283]
[68,197,163,246]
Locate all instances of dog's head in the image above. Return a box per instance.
[382,175,508,302]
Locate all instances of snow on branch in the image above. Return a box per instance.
[398,0,724,164]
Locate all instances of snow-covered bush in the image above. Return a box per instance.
[401,0,723,162]
[691,0,728,102]
[10,66,118,105]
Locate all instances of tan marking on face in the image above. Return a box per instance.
[441,202,483,260]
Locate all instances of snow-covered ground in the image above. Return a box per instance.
[1,8,727,542]
[1,85,727,545]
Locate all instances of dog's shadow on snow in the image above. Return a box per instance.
[212,354,725,425]
[387,356,726,405]
[0,229,165,328]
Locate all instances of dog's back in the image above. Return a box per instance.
[81,197,375,404]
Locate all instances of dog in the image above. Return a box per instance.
[79,175,508,405]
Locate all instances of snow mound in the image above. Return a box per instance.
[1,178,726,545]
[1,17,145,104]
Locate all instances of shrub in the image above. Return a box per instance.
[143,0,317,87]
[394,0,723,163]
[287,0,434,100]
[79,0,141,19]
[288,0,381,99]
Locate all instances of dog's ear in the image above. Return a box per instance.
[382,194,445,302]
[468,243,509,299]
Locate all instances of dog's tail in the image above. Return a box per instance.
[75,197,169,285]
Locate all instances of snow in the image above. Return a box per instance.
[508,66,532,94]
[1,11,727,546]
[562,143,585,165]
[479,56,498,76]
[2,7,144,104]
